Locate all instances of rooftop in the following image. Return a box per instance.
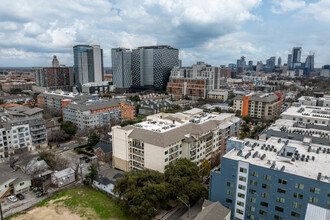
[281,104,330,122]
[40,90,97,99]
[224,136,330,183]
[65,99,127,112]
[118,109,240,147]
[234,92,279,103]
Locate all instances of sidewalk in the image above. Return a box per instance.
[179,198,204,220]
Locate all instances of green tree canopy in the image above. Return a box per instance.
[164,158,206,204]
[114,169,169,220]
[199,158,211,181]
[87,133,100,151]
[61,121,77,138]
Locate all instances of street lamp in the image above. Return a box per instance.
[177,196,190,219]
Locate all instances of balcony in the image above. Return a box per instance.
[169,147,178,154]
[130,149,144,157]
[169,152,179,161]
[130,143,144,150]
[130,155,144,163]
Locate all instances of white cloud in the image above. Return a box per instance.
[302,0,330,22]
[271,0,306,14]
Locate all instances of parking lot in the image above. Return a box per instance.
[1,190,45,218]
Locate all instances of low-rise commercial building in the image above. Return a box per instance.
[2,82,34,93]
[82,81,114,94]
[63,99,135,129]
[112,108,241,173]
[297,96,330,107]
[209,136,330,220]
[207,90,229,102]
[233,92,282,119]
[37,90,98,112]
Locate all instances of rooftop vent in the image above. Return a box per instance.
[280,166,285,171]
[260,154,266,160]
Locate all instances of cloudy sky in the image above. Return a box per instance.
[0,0,329,67]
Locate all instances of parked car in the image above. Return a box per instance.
[7,196,18,203]
[85,158,91,163]
[16,194,24,200]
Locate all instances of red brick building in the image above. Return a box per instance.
[34,67,73,89]
[167,78,207,100]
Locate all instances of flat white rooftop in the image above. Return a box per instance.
[281,105,330,123]
[224,136,330,183]
[133,109,237,133]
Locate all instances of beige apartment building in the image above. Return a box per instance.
[233,92,282,119]
[112,108,241,173]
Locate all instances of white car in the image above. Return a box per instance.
[7,195,18,203]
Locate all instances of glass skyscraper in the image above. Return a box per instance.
[111,48,132,89]
[73,44,104,91]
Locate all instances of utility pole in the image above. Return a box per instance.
[177,196,190,219]
[0,201,4,220]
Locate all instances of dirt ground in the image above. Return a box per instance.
[11,204,85,220]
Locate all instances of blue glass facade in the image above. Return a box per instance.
[210,157,330,220]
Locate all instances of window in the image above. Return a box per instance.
[263,175,271,180]
[293,192,303,199]
[292,202,302,209]
[251,171,258,177]
[310,187,320,194]
[238,192,245,199]
[261,193,269,198]
[240,167,247,173]
[277,188,286,194]
[238,184,246,190]
[327,202,330,209]
[247,214,254,220]
[239,176,246,182]
[291,211,300,218]
[250,180,258,186]
[236,209,243,215]
[248,206,255,212]
[260,201,268,207]
[249,197,256,203]
[276,197,285,203]
[278,179,287,185]
[275,206,284,213]
[249,189,257,195]
[225,198,232,203]
[274,215,283,220]
[295,183,304,190]
[165,151,168,155]
[309,197,319,204]
[226,190,233,196]
[262,183,270,190]
[227,182,234,187]
[259,210,267,216]
[237,201,244,207]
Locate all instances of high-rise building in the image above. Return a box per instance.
[73,45,104,91]
[305,54,314,75]
[111,48,132,89]
[292,47,302,63]
[248,60,253,69]
[34,67,73,90]
[287,54,292,69]
[277,57,282,67]
[131,45,179,91]
[52,55,59,67]
[209,136,330,220]
[266,57,276,71]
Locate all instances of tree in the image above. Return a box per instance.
[61,121,77,138]
[114,169,169,220]
[85,162,98,184]
[164,158,206,204]
[214,107,222,114]
[86,133,100,151]
[211,152,221,168]
[130,95,141,102]
[199,158,211,181]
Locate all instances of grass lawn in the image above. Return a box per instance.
[37,185,131,220]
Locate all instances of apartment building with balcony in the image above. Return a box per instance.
[0,106,47,162]
[112,108,241,173]
[63,99,135,130]
[209,136,330,220]
[233,92,282,119]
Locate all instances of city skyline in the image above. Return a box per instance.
[0,0,329,68]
